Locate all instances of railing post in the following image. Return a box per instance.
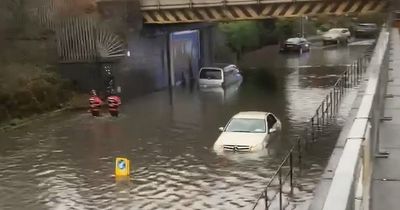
[279,169,283,210]
[354,63,357,86]
[330,91,333,118]
[265,189,268,210]
[316,110,320,134]
[322,102,325,125]
[311,117,315,142]
[316,110,321,138]
[290,152,293,192]
[298,138,302,167]
[336,87,339,112]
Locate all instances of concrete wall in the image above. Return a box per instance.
[116,31,170,99]
[59,23,216,99]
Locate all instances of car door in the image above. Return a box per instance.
[268,114,281,131]
[342,29,350,39]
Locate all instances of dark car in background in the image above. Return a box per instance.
[354,23,379,38]
[280,37,310,54]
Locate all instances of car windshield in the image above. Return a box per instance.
[286,38,300,44]
[225,118,266,133]
[200,69,222,80]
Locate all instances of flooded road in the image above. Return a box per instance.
[0,41,372,210]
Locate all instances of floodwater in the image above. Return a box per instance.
[0,40,373,210]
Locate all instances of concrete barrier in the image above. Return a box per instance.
[319,28,390,210]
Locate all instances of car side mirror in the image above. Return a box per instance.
[269,128,277,133]
[219,127,224,132]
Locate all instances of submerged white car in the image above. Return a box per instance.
[213,112,281,152]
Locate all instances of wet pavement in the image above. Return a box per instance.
[0,40,373,210]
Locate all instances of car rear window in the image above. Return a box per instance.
[200,69,222,80]
[358,24,377,28]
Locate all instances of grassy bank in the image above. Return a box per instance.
[0,64,75,122]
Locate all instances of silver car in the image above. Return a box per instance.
[213,112,282,153]
[322,28,351,45]
[198,64,242,88]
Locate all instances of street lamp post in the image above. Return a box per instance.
[300,16,309,38]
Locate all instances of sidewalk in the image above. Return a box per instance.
[371,29,400,210]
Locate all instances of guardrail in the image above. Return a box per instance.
[305,53,372,144]
[251,139,301,210]
[251,42,375,210]
[321,28,390,210]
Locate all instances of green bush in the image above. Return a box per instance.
[219,21,263,58]
[0,64,72,122]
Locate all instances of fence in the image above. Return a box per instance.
[305,54,371,144]
[251,139,301,210]
[250,43,376,210]
[321,28,390,210]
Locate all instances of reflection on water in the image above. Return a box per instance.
[199,80,242,104]
[0,44,370,210]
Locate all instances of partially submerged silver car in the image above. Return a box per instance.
[198,64,242,88]
[213,112,282,153]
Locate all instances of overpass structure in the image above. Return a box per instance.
[135,0,388,24]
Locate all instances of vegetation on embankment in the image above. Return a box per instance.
[218,19,308,59]
[218,14,385,60]
[0,0,85,126]
[0,64,74,121]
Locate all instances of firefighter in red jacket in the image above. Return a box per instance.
[89,90,103,116]
[107,90,121,117]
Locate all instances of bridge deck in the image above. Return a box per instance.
[371,28,400,210]
[98,0,387,24]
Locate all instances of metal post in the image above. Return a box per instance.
[341,78,344,96]
[354,63,357,85]
[279,169,283,210]
[351,65,354,87]
[264,189,268,210]
[304,127,309,145]
[335,87,339,112]
[311,117,315,142]
[316,110,320,137]
[322,102,325,125]
[330,91,333,117]
[290,152,293,191]
[298,138,302,167]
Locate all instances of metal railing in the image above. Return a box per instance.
[306,54,371,144]
[251,44,376,210]
[321,28,390,210]
[251,139,301,210]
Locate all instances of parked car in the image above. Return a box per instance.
[198,64,242,88]
[213,112,281,152]
[322,28,351,45]
[280,37,310,54]
[354,23,379,38]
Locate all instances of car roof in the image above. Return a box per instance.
[201,64,238,72]
[329,28,348,30]
[233,111,271,119]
